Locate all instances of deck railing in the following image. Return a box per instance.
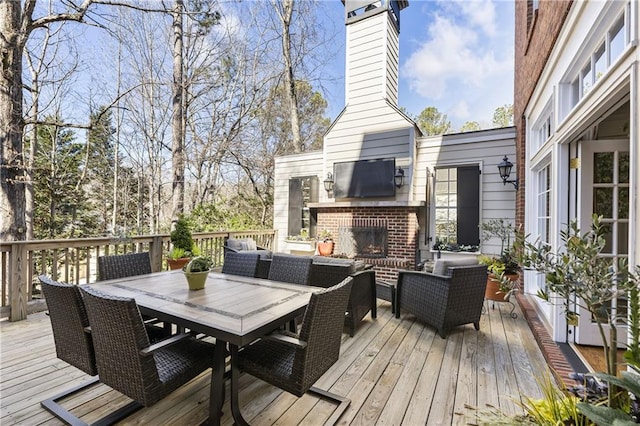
[0,230,277,321]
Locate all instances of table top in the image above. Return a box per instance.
[86,271,320,346]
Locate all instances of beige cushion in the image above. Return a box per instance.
[432,257,479,275]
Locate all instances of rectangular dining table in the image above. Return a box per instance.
[87,270,321,426]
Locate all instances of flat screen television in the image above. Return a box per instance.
[333,158,396,198]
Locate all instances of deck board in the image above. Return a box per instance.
[1,299,553,425]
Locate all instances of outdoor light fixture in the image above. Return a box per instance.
[497,155,519,190]
[323,172,334,193]
[394,167,405,188]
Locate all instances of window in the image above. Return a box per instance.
[581,63,592,96]
[594,43,606,83]
[536,165,551,244]
[527,0,539,33]
[567,7,629,110]
[434,165,480,248]
[288,176,318,237]
[609,16,625,63]
[534,164,551,292]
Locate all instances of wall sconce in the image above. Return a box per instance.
[394,167,405,188]
[323,172,334,193]
[497,155,519,190]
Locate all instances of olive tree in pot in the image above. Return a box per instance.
[517,214,638,410]
[480,218,520,301]
[183,256,213,290]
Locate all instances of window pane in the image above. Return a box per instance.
[436,168,449,180]
[571,79,580,105]
[435,182,448,194]
[582,63,592,95]
[602,223,613,253]
[609,17,625,63]
[618,222,628,255]
[619,152,629,183]
[593,152,614,183]
[594,44,606,82]
[619,187,629,219]
[435,209,448,221]
[594,188,613,218]
[436,194,449,206]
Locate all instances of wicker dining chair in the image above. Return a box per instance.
[222,251,260,277]
[267,253,313,285]
[96,251,171,332]
[79,285,215,407]
[234,277,353,425]
[97,252,152,281]
[39,275,143,425]
[395,264,488,338]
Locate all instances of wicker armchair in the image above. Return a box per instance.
[79,286,215,407]
[234,278,353,425]
[268,253,313,285]
[310,260,377,336]
[97,252,152,281]
[395,265,488,338]
[39,276,142,425]
[222,251,260,277]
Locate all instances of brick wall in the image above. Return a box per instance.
[514,0,572,226]
[316,206,419,283]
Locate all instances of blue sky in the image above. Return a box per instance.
[321,0,515,130]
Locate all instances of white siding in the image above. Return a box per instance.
[414,128,517,257]
[273,152,323,252]
[345,9,399,104]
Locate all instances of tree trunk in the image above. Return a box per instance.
[278,0,302,153]
[0,0,27,241]
[171,0,185,221]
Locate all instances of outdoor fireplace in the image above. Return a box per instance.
[338,219,388,258]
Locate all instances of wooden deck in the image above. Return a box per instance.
[1,299,552,425]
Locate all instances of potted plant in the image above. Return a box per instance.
[167,217,197,270]
[285,229,316,255]
[478,248,520,301]
[480,218,520,301]
[182,256,213,290]
[316,229,334,256]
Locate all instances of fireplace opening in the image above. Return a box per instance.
[338,225,388,258]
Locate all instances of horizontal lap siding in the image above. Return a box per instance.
[413,128,517,256]
[273,153,324,251]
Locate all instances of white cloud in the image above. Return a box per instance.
[458,0,497,36]
[399,0,514,127]
[451,100,470,119]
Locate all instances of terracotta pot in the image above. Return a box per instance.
[484,272,518,301]
[184,271,209,290]
[317,241,334,256]
[167,257,190,270]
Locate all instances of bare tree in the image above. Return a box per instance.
[170,0,185,223]
[271,0,302,153]
[0,0,96,241]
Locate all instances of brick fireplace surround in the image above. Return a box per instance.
[315,206,420,283]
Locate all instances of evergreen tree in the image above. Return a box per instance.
[30,119,86,238]
[86,107,116,234]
